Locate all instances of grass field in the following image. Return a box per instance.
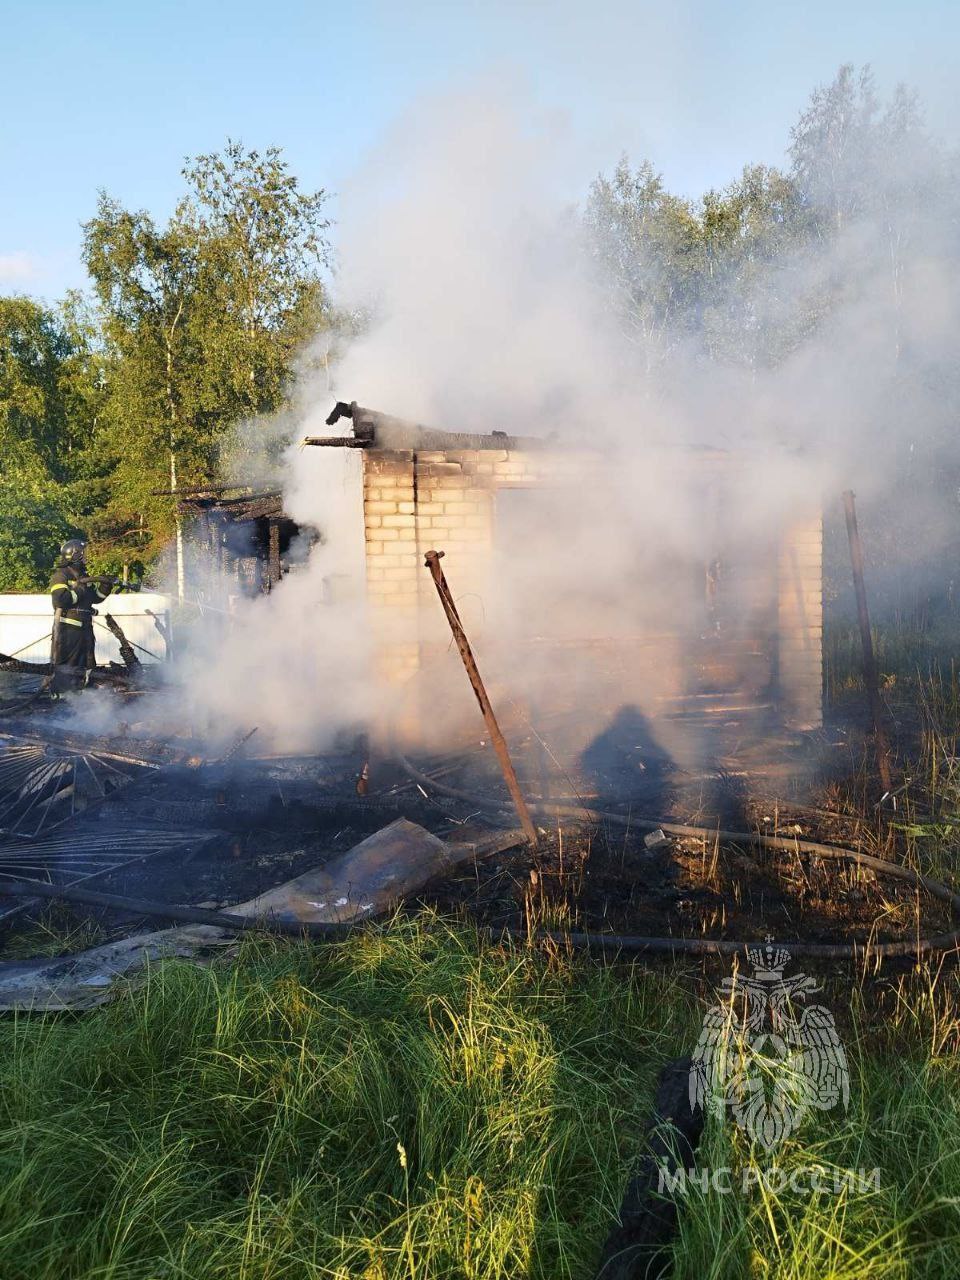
[1,914,960,1279]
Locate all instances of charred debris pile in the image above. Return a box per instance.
[0,611,164,711]
[0,670,956,993]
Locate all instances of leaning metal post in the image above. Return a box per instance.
[423,549,538,847]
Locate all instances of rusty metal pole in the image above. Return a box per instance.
[424,550,538,846]
[842,491,893,792]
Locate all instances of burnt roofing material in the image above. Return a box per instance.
[176,490,285,522]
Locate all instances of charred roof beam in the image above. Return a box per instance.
[304,401,549,452]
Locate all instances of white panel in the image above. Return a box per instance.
[0,594,171,665]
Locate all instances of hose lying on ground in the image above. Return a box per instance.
[394,748,960,961]
[2,842,958,962]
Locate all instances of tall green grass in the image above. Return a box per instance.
[825,618,960,708]
[671,1034,960,1279]
[1,916,960,1277]
[0,915,691,1279]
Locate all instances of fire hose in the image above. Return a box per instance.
[393,748,960,962]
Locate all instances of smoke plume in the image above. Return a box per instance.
[94,69,960,762]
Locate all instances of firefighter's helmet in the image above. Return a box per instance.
[60,538,87,565]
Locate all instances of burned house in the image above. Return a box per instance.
[305,403,823,738]
[177,484,316,598]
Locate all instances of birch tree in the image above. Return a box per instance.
[83,199,201,594]
[82,143,331,588]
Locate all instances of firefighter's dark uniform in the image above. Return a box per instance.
[50,563,111,675]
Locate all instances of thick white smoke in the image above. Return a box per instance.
[90,71,960,758]
[171,440,370,753]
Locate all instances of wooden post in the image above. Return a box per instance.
[424,550,538,846]
[268,518,281,590]
[103,614,140,670]
[842,491,892,792]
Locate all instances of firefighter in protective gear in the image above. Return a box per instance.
[50,539,113,684]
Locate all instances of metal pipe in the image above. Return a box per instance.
[423,550,538,846]
[842,490,893,791]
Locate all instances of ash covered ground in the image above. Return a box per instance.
[0,670,949,964]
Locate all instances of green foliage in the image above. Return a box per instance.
[82,195,206,557]
[0,297,103,589]
[787,64,931,237]
[0,471,77,591]
[0,73,956,589]
[584,153,822,377]
[182,140,330,421]
[697,164,816,369]
[0,296,87,479]
[584,157,703,364]
[81,140,332,563]
[788,63,886,233]
[0,293,113,586]
[584,155,818,375]
[582,63,957,391]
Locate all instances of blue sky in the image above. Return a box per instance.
[2,0,957,301]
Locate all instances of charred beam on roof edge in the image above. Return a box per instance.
[176,493,286,520]
[325,400,360,427]
[301,436,372,448]
[151,481,273,497]
[306,400,551,452]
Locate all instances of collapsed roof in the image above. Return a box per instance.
[174,485,286,522]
